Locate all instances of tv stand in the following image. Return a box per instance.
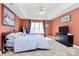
[56,34,73,47]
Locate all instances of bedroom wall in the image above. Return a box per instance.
[21,19,52,36]
[0,4,21,50]
[21,19,29,28]
[32,20,43,22]
[50,7,79,46]
[44,20,52,36]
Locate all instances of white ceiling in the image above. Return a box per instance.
[3,3,79,20]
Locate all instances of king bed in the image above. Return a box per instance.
[2,32,52,53]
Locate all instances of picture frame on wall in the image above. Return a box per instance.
[60,15,71,22]
[3,6,15,26]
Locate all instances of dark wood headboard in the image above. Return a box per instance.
[1,32,12,49]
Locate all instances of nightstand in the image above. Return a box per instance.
[0,34,2,50]
[0,35,1,50]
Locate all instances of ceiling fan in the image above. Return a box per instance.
[37,6,47,17]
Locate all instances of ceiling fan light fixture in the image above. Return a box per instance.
[37,6,47,16]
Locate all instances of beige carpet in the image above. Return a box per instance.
[0,38,79,56]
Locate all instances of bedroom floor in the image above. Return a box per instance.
[0,38,79,56]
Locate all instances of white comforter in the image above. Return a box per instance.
[6,32,51,53]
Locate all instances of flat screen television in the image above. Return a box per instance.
[59,26,68,34]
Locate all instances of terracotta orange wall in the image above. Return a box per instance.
[0,4,21,49]
[32,20,43,22]
[21,19,29,28]
[44,20,52,36]
[51,7,79,46]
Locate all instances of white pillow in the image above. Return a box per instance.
[7,33,15,40]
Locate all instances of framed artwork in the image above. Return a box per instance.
[3,6,15,26]
[60,15,71,22]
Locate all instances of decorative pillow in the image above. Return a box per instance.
[6,33,16,40]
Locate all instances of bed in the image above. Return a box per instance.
[2,32,52,53]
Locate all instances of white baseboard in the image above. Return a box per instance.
[73,45,79,48]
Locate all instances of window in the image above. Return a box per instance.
[30,21,44,33]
